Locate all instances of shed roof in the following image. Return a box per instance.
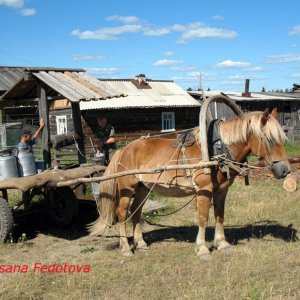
[80,79,200,110]
[189,90,300,102]
[0,67,125,106]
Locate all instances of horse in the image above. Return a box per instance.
[89,108,290,258]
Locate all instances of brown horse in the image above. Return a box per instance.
[89,108,290,258]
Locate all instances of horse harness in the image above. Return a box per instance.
[171,122,250,183]
[207,119,250,182]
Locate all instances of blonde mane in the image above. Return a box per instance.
[218,112,287,146]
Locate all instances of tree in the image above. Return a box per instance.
[261,87,266,92]
[207,87,211,91]
[187,87,192,91]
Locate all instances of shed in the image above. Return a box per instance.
[189,89,300,142]
[0,66,124,166]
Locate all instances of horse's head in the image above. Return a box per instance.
[250,108,291,179]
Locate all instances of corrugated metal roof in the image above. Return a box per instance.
[80,80,200,110]
[189,90,300,101]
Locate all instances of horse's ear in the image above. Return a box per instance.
[261,108,270,126]
[271,108,278,118]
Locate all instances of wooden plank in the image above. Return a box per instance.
[72,102,86,165]
[48,71,98,100]
[37,82,51,169]
[65,72,109,99]
[55,160,219,187]
[33,71,81,103]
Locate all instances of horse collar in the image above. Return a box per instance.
[207,119,233,161]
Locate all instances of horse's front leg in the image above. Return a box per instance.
[116,189,134,256]
[195,189,212,259]
[213,189,231,252]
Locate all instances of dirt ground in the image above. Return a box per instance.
[0,176,299,300]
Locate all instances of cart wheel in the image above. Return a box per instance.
[45,187,78,226]
[0,197,14,242]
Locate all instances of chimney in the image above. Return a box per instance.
[242,79,251,97]
[131,74,151,89]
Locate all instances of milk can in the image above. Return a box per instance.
[0,150,19,180]
[17,147,37,177]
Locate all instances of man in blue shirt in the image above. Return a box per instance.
[17,118,45,152]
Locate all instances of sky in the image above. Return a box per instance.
[1,0,300,92]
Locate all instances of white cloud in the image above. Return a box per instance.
[164,51,174,57]
[0,0,23,8]
[289,25,300,36]
[85,67,119,75]
[170,65,197,72]
[290,73,300,78]
[106,15,140,24]
[144,27,171,37]
[71,19,238,44]
[20,7,36,16]
[266,54,300,63]
[73,55,105,61]
[215,60,251,68]
[177,23,237,44]
[213,15,224,21]
[71,25,142,40]
[153,59,182,67]
[244,66,264,72]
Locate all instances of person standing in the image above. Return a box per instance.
[17,118,45,152]
[95,116,115,165]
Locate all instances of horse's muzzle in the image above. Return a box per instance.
[271,160,291,179]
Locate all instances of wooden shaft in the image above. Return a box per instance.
[55,160,219,187]
[37,82,51,169]
[71,102,86,165]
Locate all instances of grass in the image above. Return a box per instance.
[0,179,299,300]
[284,142,300,157]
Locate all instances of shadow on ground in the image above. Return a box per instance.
[143,220,298,246]
[12,199,298,248]
[12,202,98,242]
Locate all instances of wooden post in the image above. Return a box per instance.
[37,82,51,169]
[71,102,86,165]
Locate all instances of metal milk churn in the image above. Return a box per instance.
[0,150,19,180]
[17,147,37,177]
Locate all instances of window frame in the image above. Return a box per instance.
[56,115,68,135]
[161,111,175,132]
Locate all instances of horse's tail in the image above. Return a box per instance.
[88,149,122,236]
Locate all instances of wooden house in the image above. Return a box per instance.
[0,69,200,144]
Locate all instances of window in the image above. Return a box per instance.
[56,115,67,135]
[161,112,175,132]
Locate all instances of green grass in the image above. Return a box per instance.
[284,142,300,157]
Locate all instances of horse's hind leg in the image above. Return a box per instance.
[213,189,231,252]
[195,189,212,259]
[117,188,134,256]
[131,184,149,251]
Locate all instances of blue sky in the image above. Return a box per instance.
[1,0,300,92]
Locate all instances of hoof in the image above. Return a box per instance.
[136,245,150,252]
[121,250,134,257]
[217,240,231,253]
[135,240,149,252]
[195,245,211,260]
